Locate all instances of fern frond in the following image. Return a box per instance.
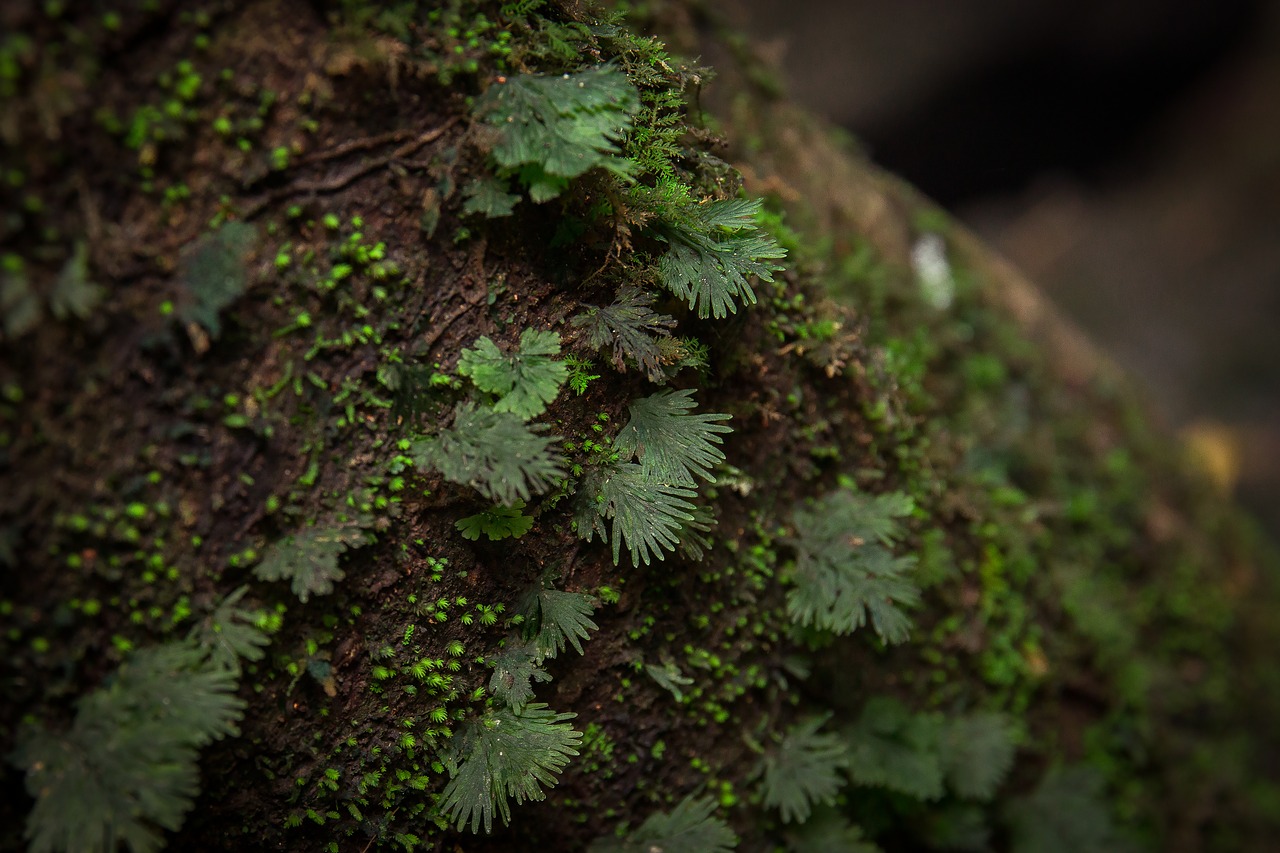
[1004,765,1128,853]
[487,641,551,710]
[644,660,695,702]
[940,712,1016,801]
[476,66,640,202]
[456,329,568,420]
[787,488,920,643]
[588,795,737,853]
[520,586,599,659]
[461,175,519,219]
[845,697,944,802]
[758,715,849,824]
[253,523,369,603]
[456,501,534,541]
[653,198,787,320]
[441,703,582,834]
[571,285,674,381]
[177,220,257,338]
[612,388,731,486]
[187,585,270,673]
[412,402,565,505]
[15,642,245,853]
[576,462,696,566]
[785,807,883,853]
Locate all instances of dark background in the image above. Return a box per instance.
[735,0,1280,536]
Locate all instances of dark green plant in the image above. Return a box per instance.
[784,807,882,853]
[757,715,849,824]
[412,402,565,504]
[940,712,1017,801]
[440,703,582,833]
[787,487,919,643]
[456,329,568,420]
[588,795,737,853]
[456,501,535,541]
[487,640,551,709]
[177,220,257,339]
[575,461,696,566]
[518,586,598,659]
[187,585,270,673]
[844,697,945,801]
[461,175,519,218]
[1004,765,1130,853]
[253,522,370,603]
[13,642,245,853]
[644,659,694,702]
[473,65,640,203]
[612,388,731,486]
[571,284,675,381]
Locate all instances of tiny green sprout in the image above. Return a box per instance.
[322,213,340,230]
[446,640,465,657]
[430,707,448,724]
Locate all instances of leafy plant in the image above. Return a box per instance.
[588,795,737,853]
[50,241,103,321]
[757,715,849,824]
[787,487,920,643]
[440,703,582,833]
[474,65,640,202]
[13,641,245,853]
[940,711,1016,801]
[1004,765,1130,853]
[487,641,551,710]
[177,220,257,339]
[844,697,945,801]
[575,461,696,566]
[519,586,598,659]
[644,659,694,702]
[456,501,535,541]
[412,402,565,505]
[571,285,674,381]
[457,329,568,420]
[564,354,600,395]
[187,585,270,673]
[612,388,731,486]
[253,522,370,603]
[461,175,519,218]
[651,195,786,320]
[785,807,883,853]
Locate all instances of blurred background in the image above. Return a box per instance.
[734,0,1280,537]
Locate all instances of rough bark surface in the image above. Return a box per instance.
[1,2,1277,852]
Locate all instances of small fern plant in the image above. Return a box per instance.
[756,714,849,824]
[469,64,640,206]
[588,795,738,853]
[253,519,372,603]
[575,389,731,566]
[456,329,568,420]
[13,641,245,853]
[787,485,920,643]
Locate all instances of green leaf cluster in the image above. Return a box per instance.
[475,65,640,203]
[1005,765,1131,853]
[187,585,270,673]
[412,402,564,505]
[440,703,582,834]
[758,715,849,824]
[177,221,257,338]
[520,586,599,660]
[13,642,245,853]
[457,329,568,419]
[787,487,920,643]
[576,389,730,566]
[589,795,737,853]
[456,501,535,541]
[845,698,1016,804]
[571,285,675,382]
[1,243,103,340]
[651,194,787,319]
[253,522,370,603]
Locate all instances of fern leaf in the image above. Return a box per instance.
[487,641,551,709]
[571,285,674,381]
[520,587,599,659]
[845,697,945,802]
[654,198,787,319]
[177,220,257,338]
[253,523,368,603]
[456,329,568,420]
[412,402,565,505]
[941,712,1017,801]
[461,175,520,218]
[758,715,849,824]
[456,501,534,541]
[50,242,103,320]
[576,462,696,566]
[786,808,883,853]
[589,795,737,853]
[1005,765,1131,853]
[613,389,732,486]
[787,488,920,643]
[441,703,582,834]
[476,66,640,202]
[15,642,245,853]
[187,585,270,673]
[644,660,695,702]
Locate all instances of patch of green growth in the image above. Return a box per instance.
[755,714,848,824]
[786,486,919,644]
[456,329,568,419]
[13,641,245,853]
[588,794,737,852]
[456,501,534,541]
[472,65,639,204]
[253,521,373,603]
[176,221,258,340]
[572,285,675,382]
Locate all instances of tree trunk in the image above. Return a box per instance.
[2,2,1276,851]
